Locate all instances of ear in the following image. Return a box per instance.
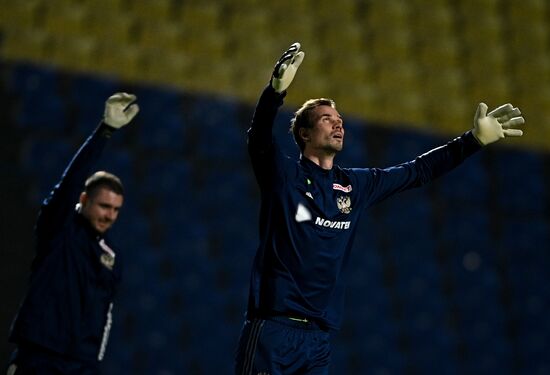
[299,127,310,143]
[79,192,88,207]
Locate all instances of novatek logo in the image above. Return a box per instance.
[315,217,351,230]
[333,183,352,192]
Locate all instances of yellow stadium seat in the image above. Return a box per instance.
[138,23,186,51]
[0,0,43,29]
[139,47,188,85]
[1,27,50,62]
[131,0,175,21]
[267,0,314,17]
[418,36,461,69]
[369,27,413,62]
[43,3,88,37]
[323,23,365,56]
[409,0,454,36]
[94,43,143,80]
[86,11,135,46]
[504,0,545,23]
[364,0,411,30]
[180,2,223,30]
[328,51,372,88]
[80,0,125,12]
[49,35,98,72]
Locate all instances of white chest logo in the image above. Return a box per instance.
[336,195,352,214]
[295,203,312,222]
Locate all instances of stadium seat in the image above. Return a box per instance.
[21,137,74,201]
[95,148,135,194]
[492,149,545,214]
[437,152,487,204]
[9,64,68,131]
[68,74,121,137]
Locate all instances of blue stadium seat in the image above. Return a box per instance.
[9,63,59,96]
[96,148,135,189]
[438,152,487,205]
[10,64,68,131]
[493,149,545,214]
[501,216,549,268]
[138,111,186,151]
[185,95,246,160]
[359,319,406,373]
[70,74,121,104]
[408,331,459,375]
[440,207,493,260]
[379,191,437,258]
[187,95,242,131]
[138,157,191,198]
[110,208,152,250]
[381,128,440,166]
[69,75,121,138]
[395,259,443,310]
[517,326,549,374]
[336,117,368,166]
[21,138,74,202]
[197,167,255,212]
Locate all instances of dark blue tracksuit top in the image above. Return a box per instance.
[246,86,481,331]
[9,124,121,363]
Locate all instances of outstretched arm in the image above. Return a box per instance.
[248,43,305,183]
[249,42,306,142]
[363,102,525,206]
[36,93,139,240]
[419,101,525,179]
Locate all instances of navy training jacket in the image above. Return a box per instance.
[9,123,122,363]
[246,85,481,330]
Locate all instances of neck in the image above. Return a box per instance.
[302,150,335,170]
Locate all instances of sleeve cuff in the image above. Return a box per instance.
[463,130,484,153]
[97,122,116,138]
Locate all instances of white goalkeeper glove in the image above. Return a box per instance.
[271,42,305,93]
[472,102,524,146]
[104,92,140,129]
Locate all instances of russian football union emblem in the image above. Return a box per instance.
[336,195,352,214]
[100,253,115,270]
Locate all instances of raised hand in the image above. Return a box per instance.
[104,92,140,129]
[271,42,305,93]
[472,102,524,145]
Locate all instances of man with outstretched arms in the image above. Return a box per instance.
[7,93,139,375]
[235,43,524,375]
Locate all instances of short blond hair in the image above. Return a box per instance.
[84,171,124,198]
[289,98,336,151]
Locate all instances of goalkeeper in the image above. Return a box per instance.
[7,93,139,375]
[235,43,524,375]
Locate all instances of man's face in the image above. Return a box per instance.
[303,105,344,154]
[80,187,123,234]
